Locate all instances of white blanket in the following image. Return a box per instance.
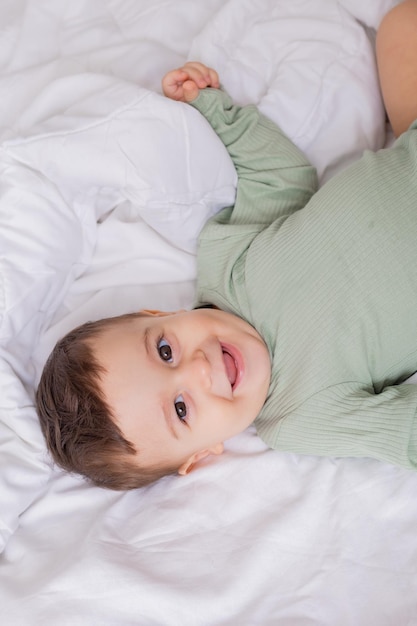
[2,1,417,624]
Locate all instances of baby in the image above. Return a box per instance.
[36,1,417,489]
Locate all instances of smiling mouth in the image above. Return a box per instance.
[222,349,237,388]
[221,343,244,391]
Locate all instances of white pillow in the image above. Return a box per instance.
[0,73,237,551]
[190,0,389,182]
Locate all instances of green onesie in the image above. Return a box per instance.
[191,88,417,471]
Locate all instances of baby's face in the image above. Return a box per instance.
[93,308,271,474]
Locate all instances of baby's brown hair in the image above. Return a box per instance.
[35,313,177,490]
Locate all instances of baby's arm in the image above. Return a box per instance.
[267,381,417,471]
[377,0,417,137]
[163,63,318,226]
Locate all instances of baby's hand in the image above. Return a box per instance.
[162,62,220,102]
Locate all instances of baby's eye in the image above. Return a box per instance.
[174,395,187,422]
[157,337,173,362]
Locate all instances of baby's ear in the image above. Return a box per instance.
[178,443,224,476]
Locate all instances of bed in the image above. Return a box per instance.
[1,0,417,624]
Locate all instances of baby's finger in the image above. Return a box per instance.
[182,80,200,103]
[184,62,220,88]
[181,63,209,88]
[207,67,220,88]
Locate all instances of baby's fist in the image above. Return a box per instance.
[162,62,220,102]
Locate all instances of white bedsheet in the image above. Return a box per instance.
[2,1,416,624]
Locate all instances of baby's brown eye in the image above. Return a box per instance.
[175,396,187,421]
[157,338,172,362]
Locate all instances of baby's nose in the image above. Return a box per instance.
[189,350,211,389]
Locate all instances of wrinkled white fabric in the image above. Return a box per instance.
[1,1,416,625]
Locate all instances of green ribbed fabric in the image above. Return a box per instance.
[192,88,417,470]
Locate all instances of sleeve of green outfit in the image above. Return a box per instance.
[189,88,318,226]
[271,382,417,471]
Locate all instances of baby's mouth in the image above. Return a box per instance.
[222,348,237,388]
